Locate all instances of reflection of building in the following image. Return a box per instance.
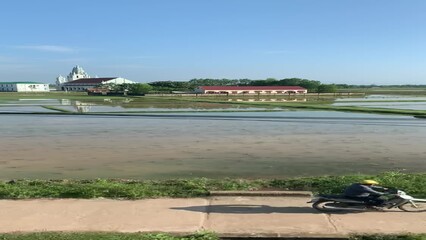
[0,82,50,92]
[56,65,135,91]
[60,99,72,105]
[195,86,307,94]
[73,101,93,113]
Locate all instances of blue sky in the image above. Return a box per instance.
[0,0,425,84]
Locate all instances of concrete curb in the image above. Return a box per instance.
[209,191,313,197]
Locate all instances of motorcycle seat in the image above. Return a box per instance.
[319,194,345,198]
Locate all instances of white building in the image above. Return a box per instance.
[0,82,50,92]
[62,77,136,91]
[56,65,91,86]
[56,66,136,91]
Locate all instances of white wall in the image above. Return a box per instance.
[16,84,50,92]
[62,78,137,91]
[0,83,49,92]
[105,78,136,84]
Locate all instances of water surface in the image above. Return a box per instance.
[0,112,424,179]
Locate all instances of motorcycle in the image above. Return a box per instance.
[309,189,426,212]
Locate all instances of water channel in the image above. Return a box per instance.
[0,110,425,179]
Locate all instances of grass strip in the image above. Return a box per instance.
[0,232,424,240]
[351,234,426,240]
[1,172,425,199]
[0,231,219,240]
[95,109,286,113]
[41,105,73,113]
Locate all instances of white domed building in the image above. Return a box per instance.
[56,66,136,91]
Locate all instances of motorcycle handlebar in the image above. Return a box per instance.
[381,187,400,194]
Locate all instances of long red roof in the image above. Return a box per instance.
[199,86,306,90]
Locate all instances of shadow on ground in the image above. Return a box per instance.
[171,204,359,214]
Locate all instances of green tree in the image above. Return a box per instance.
[128,83,153,95]
[317,84,337,93]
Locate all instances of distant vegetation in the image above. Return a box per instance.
[147,78,426,94]
[100,83,153,95]
[148,78,337,93]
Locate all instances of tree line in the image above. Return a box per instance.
[148,78,338,93]
[95,79,426,95]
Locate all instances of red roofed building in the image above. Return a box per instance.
[195,86,307,95]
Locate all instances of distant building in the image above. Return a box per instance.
[56,65,91,86]
[0,82,50,92]
[62,77,135,92]
[56,65,135,91]
[195,86,307,94]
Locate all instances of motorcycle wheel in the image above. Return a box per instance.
[398,202,426,212]
[312,200,346,212]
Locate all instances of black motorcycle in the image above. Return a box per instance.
[308,189,426,212]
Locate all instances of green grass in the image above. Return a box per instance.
[41,105,73,113]
[95,110,286,113]
[0,232,219,240]
[0,232,424,240]
[1,172,425,199]
[351,235,426,240]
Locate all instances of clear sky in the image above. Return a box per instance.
[0,0,425,84]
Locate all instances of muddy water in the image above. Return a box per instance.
[0,113,425,179]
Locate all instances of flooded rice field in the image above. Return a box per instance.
[335,95,426,101]
[333,94,426,110]
[0,111,425,179]
[333,102,426,110]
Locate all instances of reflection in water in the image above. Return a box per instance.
[60,99,132,113]
[59,99,95,113]
[49,98,273,112]
[73,101,94,113]
[60,99,71,105]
